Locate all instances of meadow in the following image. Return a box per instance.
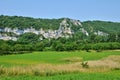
[0,50,120,80]
[1,71,120,80]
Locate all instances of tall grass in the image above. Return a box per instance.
[0,55,119,76]
[0,71,120,80]
[0,50,120,79]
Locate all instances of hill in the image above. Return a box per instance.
[0,15,120,35]
[0,15,120,53]
[82,20,120,34]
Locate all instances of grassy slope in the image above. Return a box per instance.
[0,50,120,66]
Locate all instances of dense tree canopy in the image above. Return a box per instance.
[17,33,40,44]
[0,15,63,30]
[0,15,120,55]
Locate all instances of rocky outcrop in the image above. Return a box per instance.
[0,19,76,41]
[0,18,110,41]
[94,30,108,36]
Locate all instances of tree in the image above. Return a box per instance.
[17,33,39,44]
[0,43,11,55]
[82,44,91,52]
[93,43,104,52]
[35,42,45,51]
[108,33,116,42]
[13,44,23,51]
[53,41,65,51]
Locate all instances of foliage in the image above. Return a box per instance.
[0,15,63,30]
[82,20,120,34]
[17,33,40,44]
[0,38,120,55]
[81,62,89,68]
[0,15,120,54]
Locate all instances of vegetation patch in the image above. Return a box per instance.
[60,57,83,63]
[87,55,120,72]
[0,55,119,76]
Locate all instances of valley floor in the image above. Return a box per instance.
[0,50,120,80]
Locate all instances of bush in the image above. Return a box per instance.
[81,62,89,68]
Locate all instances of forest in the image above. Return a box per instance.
[0,15,120,55]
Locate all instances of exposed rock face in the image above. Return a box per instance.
[0,33,17,41]
[40,19,73,39]
[80,28,89,36]
[0,19,75,41]
[94,31,108,36]
[0,18,111,41]
[70,19,82,26]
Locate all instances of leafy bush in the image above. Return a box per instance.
[81,62,89,68]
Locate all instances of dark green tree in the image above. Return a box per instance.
[17,33,39,44]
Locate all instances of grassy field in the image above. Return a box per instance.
[0,50,120,80]
[0,50,120,65]
[0,71,120,80]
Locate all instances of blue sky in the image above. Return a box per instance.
[0,0,120,22]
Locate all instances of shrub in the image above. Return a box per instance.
[81,62,89,68]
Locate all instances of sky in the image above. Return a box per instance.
[0,0,120,22]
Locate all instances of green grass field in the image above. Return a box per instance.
[0,50,120,80]
[0,71,120,80]
[0,50,120,65]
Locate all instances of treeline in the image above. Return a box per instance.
[82,21,120,33]
[1,15,120,33]
[0,15,120,55]
[0,15,63,30]
[0,40,120,55]
[0,33,120,55]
